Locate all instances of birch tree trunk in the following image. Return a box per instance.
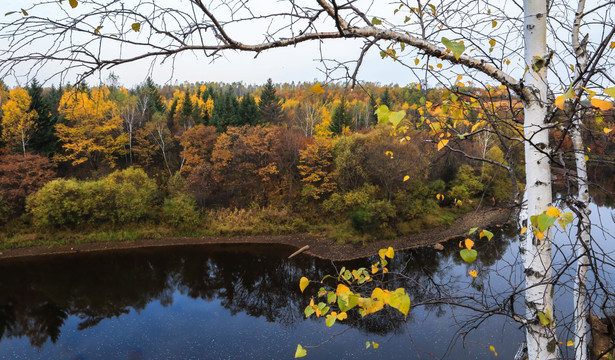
[522,1,559,358]
[571,1,590,358]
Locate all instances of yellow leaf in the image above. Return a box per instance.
[21,8,28,16]
[337,311,348,320]
[437,63,443,69]
[469,270,478,277]
[414,58,420,66]
[437,139,449,151]
[611,41,615,49]
[69,0,78,8]
[372,342,379,349]
[545,207,561,218]
[299,277,309,293]
[520,227,527,235]
[385,247,394,259]
[554,95,565,111]
[132,22,141,32]
[584,87,596,99]
[604,128,613,134]
[464,238,474,250]
[94,26,103,35]
[371,263,379,274]
[604,87,615,98]
[311,83,325,94]
[295,344,307,358]
[535,231,544,241]
[336,284,351,296]
[585,155,589,162]
[567,340,574,346]
[492,20,497,28]
[489,39,496,47]
[403,175,410,182]
[591,98,613,111]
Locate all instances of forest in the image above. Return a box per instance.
[0,77,613,246]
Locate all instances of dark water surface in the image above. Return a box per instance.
[1,201,613,359]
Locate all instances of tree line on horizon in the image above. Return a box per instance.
[0,77,613,238]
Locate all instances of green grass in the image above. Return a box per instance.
[0,203,476,250]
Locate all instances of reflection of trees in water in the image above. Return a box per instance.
[0,237,515,349]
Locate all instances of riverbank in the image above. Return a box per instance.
[0,206,513,262]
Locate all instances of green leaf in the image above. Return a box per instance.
[442,37,466,60]
[132,22,141,32]
[365,341,371,349]
[558,212,574,230]
[375,105,390,123]
[295,344,307,358]
[304,305,315,318]
[371,17,382,25]
[388,288,411,316]
[338,294,359,312]
[299,277,309,293]
[327,291,337,304]
[605,87,615,99]
[460,249,477,263]
[536,213,556,232]
[325,314,336,327]
[538,311,551,326]
[388,110,406,129]
[468,227,478,235]
[480,229,494,241]
[69,0,78,8]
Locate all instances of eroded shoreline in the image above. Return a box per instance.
[0,206,513,262]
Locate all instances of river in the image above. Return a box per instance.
[0,201,613,359]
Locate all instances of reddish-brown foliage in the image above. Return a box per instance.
[0,153,56,212]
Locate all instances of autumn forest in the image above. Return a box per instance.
[1,78,613,245]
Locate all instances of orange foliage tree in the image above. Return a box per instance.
[1,87,39,155]
[55,86,128,170]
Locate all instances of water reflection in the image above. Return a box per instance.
[0,230,517,355]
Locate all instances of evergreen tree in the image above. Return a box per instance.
[329,98,352,135]
[138,77,166,123]
[212,89,239,132]
[238,93,262,126]
[380,88,391,108]
[28,79,60,155]
[167,97,178,130]
[180,90,193,129]
[259,78,282,124]
[368,96,378,126]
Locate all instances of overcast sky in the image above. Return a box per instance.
[0,1,611,92]
[0,1,420,88]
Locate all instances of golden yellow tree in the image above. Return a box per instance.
[1,87,38,156]
[55,86,127,169]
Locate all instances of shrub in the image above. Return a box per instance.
[27,167,159,228]
[163,194,201,230]
[0,153,56,213]
[393,180,439,220]
[447,165,483,201]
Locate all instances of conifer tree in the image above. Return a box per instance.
[329,99,352,135]
[28,79,59,156]
[259,78,282,124]
[239,93,262,126]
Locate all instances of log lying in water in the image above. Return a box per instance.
[288,245,310,259]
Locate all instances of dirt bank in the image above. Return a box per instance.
[0,206,513,262]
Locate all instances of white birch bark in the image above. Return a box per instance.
[522,1,559,358]
[571,1,590,358]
